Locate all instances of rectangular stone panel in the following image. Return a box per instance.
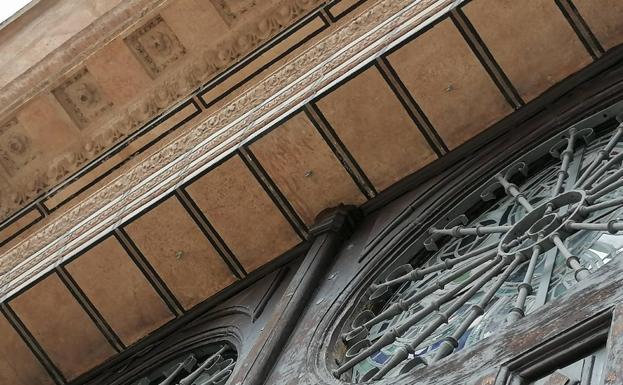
[249,112,366,225]
[52,67,114,129]
[315,67,438,191]
[43,101,200,210]
[327,0,363,20]
[211,0,258,26]
[13,94,80,182]
[124,15,187,78]
[65,236,174,345]
[463,0,592,102]
[387,18,513,150]
[0,314,54,385]
[0,118,37,177]
[161,0,229,52]
[573,0,623,50]
[199,15,326,107]
[9,274,116,380]
[185,155,301,272]
[123,197,237,309]
[86,38,153,105]
[0,208,41,245]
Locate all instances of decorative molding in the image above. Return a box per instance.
[125,15,187,79]
[0,0,170,119]
[211,0,258,26]
[0,0,457,301]
[52,68,114,129]
[0,119,35,177]
[0,0,326,225]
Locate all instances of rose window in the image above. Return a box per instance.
[333,117,623,382]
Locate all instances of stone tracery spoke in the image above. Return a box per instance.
[126,344,236,385]
[495,173,533,211]
[551,128,578,198]
[508,244,542,323]
[430,253,526,363]
[370,245,498,292]
[335,256,502,377]
[369,256,512,380]
[579,150,623,191]
[196,359,236,385]
[358,249,499,336]
[577,121,623,188]
[587,173,623,202]
[565,220,623,233]
[178,346,227,385]
[580,196,623,214]
[429,224,512,238]
[551,234,590,281]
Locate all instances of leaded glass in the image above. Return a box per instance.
[333,117,623,382]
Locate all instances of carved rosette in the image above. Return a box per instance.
[0,119,35,177]
[52,68,114,129]
[0,0,326,226]
[0,0,445,299]
[125,15,187,79]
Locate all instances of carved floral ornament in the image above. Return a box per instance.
[0,0,455,303]
[330,117,623,382]
[0,0,326,224]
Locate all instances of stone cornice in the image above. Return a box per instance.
[0,0,326,223]
[0,0,170,119]
[0,0,459,301]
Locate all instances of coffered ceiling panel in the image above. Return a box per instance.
[0,314,54,385]
[160,0,229,52]
[249,112,367,225]
[124,197,237,310]
[52,67,115,130]
[387,18,513,150]
[573,0,623,50]
[185,155,301,273]
[9,274,116,380]
[315,67,438,191]
[86,39,153,105]
[463,0,592,102]
[65,236,174,346]
[9,93,80,195]
[16,94,79,153]
[124,15,188,80]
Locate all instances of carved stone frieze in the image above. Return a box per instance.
[0,119,36,177]
[0,0,171,119]
[125,15,187,78]
[52,68,114,129]
[211,0,258,26]
[0,0,325,225]
[0,0,453,300]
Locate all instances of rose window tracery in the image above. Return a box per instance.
[128,343,236,385]
[333,117,623,382]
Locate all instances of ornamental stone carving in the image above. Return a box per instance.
[125,15,187,79]
[52,68,114,129]
[0,119,35,177]
[0,0,448,300]
[0,0,326,225]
